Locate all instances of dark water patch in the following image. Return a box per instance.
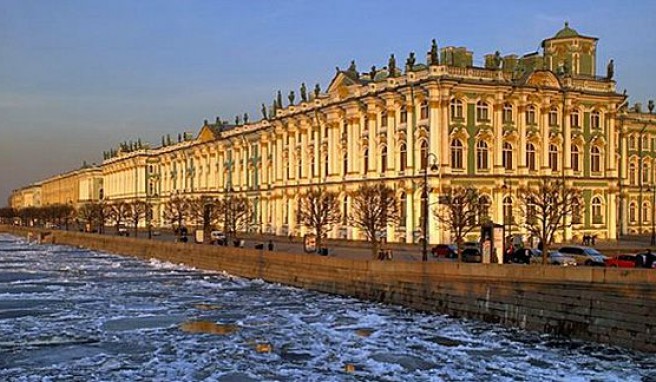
[0,308,53,319]
[370,353,437,371]
[280,350,314,363]
[0,272,50,283]
[102,314,186,331]
[428,335,464,347]
[0,299,64,309]
[0,285,52,294]
[0,335,99,350]
[3,344,105,367]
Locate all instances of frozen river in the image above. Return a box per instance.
[0,234,654,381]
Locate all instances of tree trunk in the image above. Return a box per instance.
[371,239,379,260]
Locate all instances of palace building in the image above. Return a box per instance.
[9,23,656,242]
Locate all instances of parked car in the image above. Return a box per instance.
[432,244,457,259]
[510,248,538,264]
[633,251,656,268]
[462,248,482,263]
[529,251,577,266]
[210,231,226,245]
[605,254,636,268]
[555,246,606,266]
[117,224,129,237]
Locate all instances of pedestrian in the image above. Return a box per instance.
[288,232,293,243]
[268,239,274,251]
[636,251,647,268]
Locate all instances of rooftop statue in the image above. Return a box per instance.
[493,51,502,69]
[288,90,295,106]
[277,90,283,109]
[300,83,308,102]
[428,39,439,65]
[388,54,396,77]
[243,113,249,124]
[314,83,321,98]
[370,65,377,80]
[406,52,416,71]
[607,59,614,79]
[261,103,268,120]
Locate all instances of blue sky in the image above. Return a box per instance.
[1,0,655,203]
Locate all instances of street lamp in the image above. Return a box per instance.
[502,180,512,250]
[421,152,439,262]
[648,185,656,246]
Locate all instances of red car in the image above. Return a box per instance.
[605,254,636,268]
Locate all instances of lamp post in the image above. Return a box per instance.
[648,185,656,246]
[421,152,439,262]
[502,180,512,249]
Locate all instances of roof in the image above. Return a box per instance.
[545,22,598,43]
[554,22,579,38]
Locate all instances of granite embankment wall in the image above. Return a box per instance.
[2,226,655,352]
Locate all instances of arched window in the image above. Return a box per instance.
[324,153,329,177]
[570,109,580,128]
[549,144,559,172]
[629,163,637,185]
[380,146,388,173]
[381,110,388,128]
[399,143,407,171]
[548,107,559,126]
[476,101,489,122]
[571,145,580,172]
[503,103,513,123]
[451,139,464,170]
[526,105,536,125]
[400,106,408,124]
[503,196,513,224]
[450,99,464,120]
[420,100,429,120]
[644,162,651,184]
[590,146,601,173]
[420,140,429,170]
[629,201,637,223]
[502,142,513,170]
[629,135,637,150]
[310,154,316,178]
[526,143,536,171]
[363,149,369,173]
[343,152,348,176]
[399,193,407,227]
[342,196,348,225]
[298,155,303,178]
[476,141,489,170]
[478,195,491,223]
[644,202,651,224]
[592,196,604,224]
[572,197,582,224]
[591,111,601,129]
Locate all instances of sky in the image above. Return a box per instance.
[1,0,655,204]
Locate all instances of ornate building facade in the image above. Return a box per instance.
[10,24,656,243]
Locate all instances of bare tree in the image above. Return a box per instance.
[188,196,221,243]
[162,196,191,233]
[299,187,341,252]
[433,186,480,262]
[128,200,148,237]
[0,207,16,224]
[349,183,399,260]
[108,201,131,235]
[215,195,252,245]
[516,177,582,264]
[78,203,99,232]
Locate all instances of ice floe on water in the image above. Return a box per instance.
[0,233,654,381]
